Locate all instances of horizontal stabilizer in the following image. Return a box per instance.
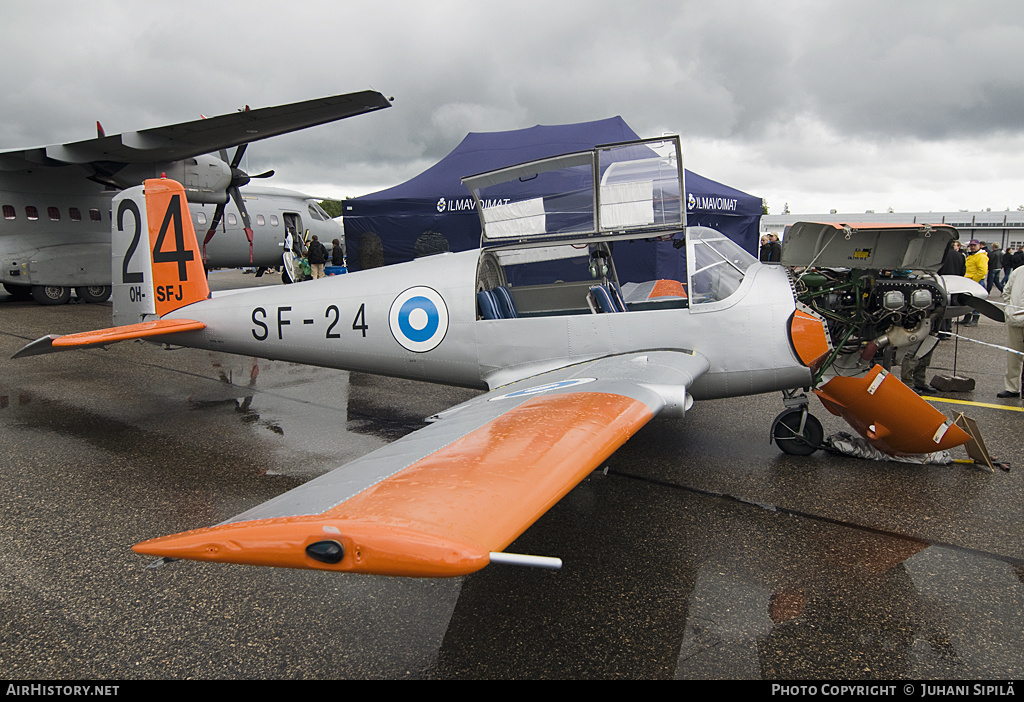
[12,319,205,358]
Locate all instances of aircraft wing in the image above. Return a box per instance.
[134,350,709,577]
[0,90,391,169]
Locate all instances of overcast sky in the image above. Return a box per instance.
[3,0,1023,215]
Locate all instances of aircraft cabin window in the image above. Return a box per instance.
[688,228,756,305]
[69,207,81,222]
[89,209,101,222]
[227,213,237,226]
[3,205,14,220]
[195,212,207,225]
[270,215,279,227]
[25,206,38,221]
[48,207,60,221]
[257,214,265,226]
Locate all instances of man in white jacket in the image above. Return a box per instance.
[998,264,1024,398]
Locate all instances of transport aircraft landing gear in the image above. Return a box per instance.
[31,285,71,305]
[3,283,32,301]
[75,285,111,303]
[771,390,823,456]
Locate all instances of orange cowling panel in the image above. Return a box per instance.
[134,391,655,577]
[814,365,970,456]
[789,309,831,368]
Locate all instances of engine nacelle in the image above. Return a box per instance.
[106,155,232,204]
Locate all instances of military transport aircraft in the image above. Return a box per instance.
[0,90,389,304]
[15,136,989,578]
[192,184,343,284]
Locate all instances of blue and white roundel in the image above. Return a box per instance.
[389,286,449,352]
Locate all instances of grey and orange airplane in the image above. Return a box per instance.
[14,136,988,577]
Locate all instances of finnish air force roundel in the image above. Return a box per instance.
[389,286,449,352]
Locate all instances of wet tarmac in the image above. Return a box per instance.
[1,270,1023,680]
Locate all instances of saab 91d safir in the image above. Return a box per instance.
[15,136,990,577]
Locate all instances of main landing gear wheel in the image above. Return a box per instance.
[75,285,111,303]
[31,285,71,306]
[771,408,823,456]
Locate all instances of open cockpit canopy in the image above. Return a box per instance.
[463,136,685,250]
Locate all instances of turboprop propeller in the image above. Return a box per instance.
[202,140,274,264]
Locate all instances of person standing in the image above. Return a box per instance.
[963,240,988,326]
[938,240,966,337]
[1013,245,1024,271]
[1003,245,1016,288]
[331,238,345,266]
[306,234,329,280]
[987,243,1003,292]
[997,263,1024,398]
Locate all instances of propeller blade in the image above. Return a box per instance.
[228,186,254,264]
[203,203,227,264]
[230,143,247,169]
[961,295,1006,323]
[209,142,272,263]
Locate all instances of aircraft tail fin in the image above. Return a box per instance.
[112,178,210,326]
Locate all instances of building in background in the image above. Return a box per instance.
[762,211,1024,250]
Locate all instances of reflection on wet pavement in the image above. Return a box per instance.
[436,473,1024,679]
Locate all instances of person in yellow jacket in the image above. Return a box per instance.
[963,240,988,326]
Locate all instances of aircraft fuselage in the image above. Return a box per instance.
[156,247,811,399]
[0,174,342,294]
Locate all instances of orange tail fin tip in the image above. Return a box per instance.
[143,178,211,315]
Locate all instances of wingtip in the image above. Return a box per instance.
[134,517,490,578]
[12,335,58,359]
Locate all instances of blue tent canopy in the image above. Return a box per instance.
[343,117,761,282]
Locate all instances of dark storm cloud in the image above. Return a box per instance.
[3,0,1024,209]
[792,1,1024,140]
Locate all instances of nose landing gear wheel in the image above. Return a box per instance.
[771,408,823,456]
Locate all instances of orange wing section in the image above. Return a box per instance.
[134,391,655,577]
[144,178,210,317]
[815,365,970,456]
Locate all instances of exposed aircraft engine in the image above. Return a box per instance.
[779,221,970,377]
[792,268,948,371]
[768,221,977,456]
